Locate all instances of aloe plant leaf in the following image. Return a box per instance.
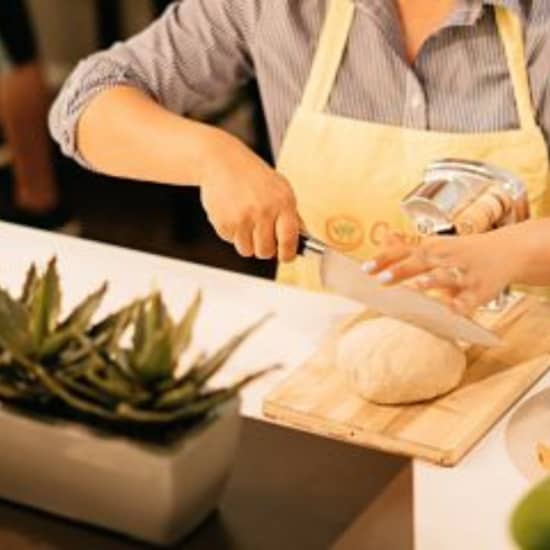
[154,381,197,410]
[84,364,150,404]
[10,352,119,420]
[130,329,173,385]
[172,291,202,359]
[19,263,38,307]
[29,258,61,348]
[191,314,273,386]
[60,282,108,331]
[132,296,152,353]
[132,301,147,354]
[156,351,207,392]
[116,389,231,423]
[0,382,21,399]
[89,300,140,348]
[40,328,84,360]
[117,365,278,423]
[39,283,109,359]
[133,293,171,353]
[56,370,116,406]
[0,288,33,354]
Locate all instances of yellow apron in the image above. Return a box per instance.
[276,0,550,290]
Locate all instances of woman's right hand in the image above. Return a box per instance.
[199,131,301,262]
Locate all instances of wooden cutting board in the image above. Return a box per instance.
[263,297,550,466]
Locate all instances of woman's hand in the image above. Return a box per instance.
[364,230,523,315]
[200,131,300,261]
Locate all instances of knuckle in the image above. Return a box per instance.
[217,222,234,240]
[391,265,406,279]
[280,190,296,209]
[279,236,297,249]
[239,207,255,224]
[262,203,278,219]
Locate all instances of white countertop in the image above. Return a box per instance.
[414,372,549,550]
[1,222,543,549]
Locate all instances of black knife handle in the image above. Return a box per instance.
[297,233,308,255]
[298,233,325,256]
[436,226,457,236]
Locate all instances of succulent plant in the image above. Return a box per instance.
[0,258,275,441]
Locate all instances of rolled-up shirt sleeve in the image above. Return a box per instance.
[49,0,259,166]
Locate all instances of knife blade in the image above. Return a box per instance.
[298,235,502,347]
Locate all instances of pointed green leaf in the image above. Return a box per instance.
[116,384,242,424]
[132,301,147,353]
[84,362,150,403]
[132,293,168,353]
[130,330,173,385]
[60,282,108,331]
[8,352,119,420]
[29,258,61,348]
[191,314,272,386]
[40,328,85,360]
[56,369,116,406]
[40,283,109,359]
[0,288,33,354]
[19,263,38,307]
[88,299,141,350]
[154,380,197,410]
[172,291,202,359]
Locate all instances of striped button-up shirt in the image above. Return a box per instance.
[49,0,550,165]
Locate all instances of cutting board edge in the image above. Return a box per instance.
[263,400,449,465]
[439,353,550,466]
[263,353,550,467]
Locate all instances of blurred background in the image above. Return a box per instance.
[0,0,275,278]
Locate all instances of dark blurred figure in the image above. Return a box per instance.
[96,1,182,48]
[0,1,75,231]
[152,0,175,18]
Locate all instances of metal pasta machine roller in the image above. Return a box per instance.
[401,159,530,311]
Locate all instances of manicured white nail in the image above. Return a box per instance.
[376,270,393,284]
[361,260,377,273]
[416,274,432,288]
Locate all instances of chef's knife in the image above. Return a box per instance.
[297,234,502,347]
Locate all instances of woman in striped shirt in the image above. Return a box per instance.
[50,0,550,309]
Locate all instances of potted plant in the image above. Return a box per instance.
[0,258,274,546]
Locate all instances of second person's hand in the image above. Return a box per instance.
[364,230,522,315]
[199,131,300,262]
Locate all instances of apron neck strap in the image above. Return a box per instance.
[301,3,535,129]
[301,0,355,112]
[495,6,536,130]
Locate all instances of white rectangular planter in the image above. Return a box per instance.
[0,398,241,546]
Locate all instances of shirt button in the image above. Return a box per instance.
[411,94,423,109]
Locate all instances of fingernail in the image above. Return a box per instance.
[361,260,377,273]
[416,274,432,288]
[376,270,393,284]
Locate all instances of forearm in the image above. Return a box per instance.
[76,86,226,186]
[498,218,550,286]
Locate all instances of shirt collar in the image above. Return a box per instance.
[354,0,526,27]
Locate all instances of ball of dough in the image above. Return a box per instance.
[337,317,467,405]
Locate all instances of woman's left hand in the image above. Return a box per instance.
[364,230,521,315]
